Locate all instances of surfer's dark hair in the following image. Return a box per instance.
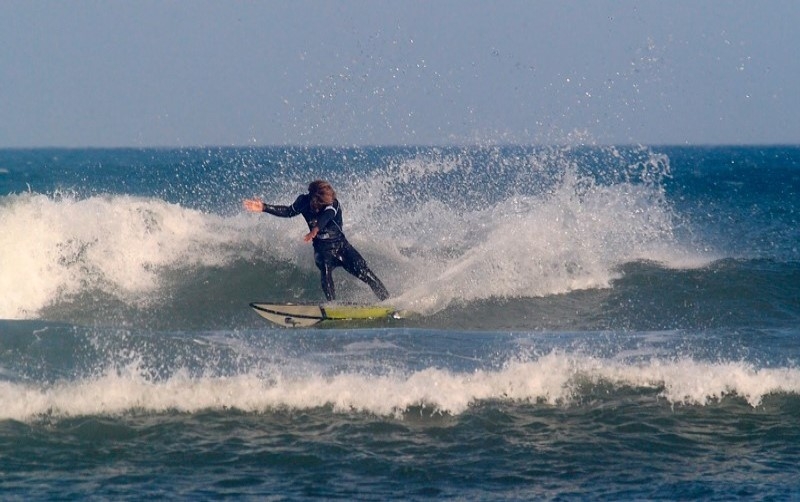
[308,180,336,211]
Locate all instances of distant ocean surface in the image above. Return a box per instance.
[1,145,799,500]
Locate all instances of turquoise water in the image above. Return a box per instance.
[1,146,799,499]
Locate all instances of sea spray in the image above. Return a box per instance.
[341,145,690,312]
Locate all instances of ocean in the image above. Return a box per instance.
[1,145,799,499]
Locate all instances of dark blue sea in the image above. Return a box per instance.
[1,145,799,500]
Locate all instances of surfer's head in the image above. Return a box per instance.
[308,180,336,211]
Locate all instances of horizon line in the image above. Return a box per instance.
[2,141,800,150]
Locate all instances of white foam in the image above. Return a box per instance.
[2,355,797,422]
[0,193,297,318]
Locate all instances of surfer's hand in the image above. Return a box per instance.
[243,199,264,212]
[303,227,319,243]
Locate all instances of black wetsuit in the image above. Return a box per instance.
[262,194,389,301]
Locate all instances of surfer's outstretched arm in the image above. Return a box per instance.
[243,195,304,218]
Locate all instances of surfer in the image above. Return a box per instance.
[244,180,390,302]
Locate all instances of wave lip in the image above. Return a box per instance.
[0,193,254,319]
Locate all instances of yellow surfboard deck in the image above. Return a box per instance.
[249,302,396,328]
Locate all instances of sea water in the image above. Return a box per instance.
[1,146,799,499]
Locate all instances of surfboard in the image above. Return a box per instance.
[249,302,397,328]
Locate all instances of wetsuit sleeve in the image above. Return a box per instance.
[313,201,338,230]
[261,194,306,218]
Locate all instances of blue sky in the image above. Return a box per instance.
[1,0,798,147]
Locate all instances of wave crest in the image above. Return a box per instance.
[2,353,798,422]
[0,146,708,322]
